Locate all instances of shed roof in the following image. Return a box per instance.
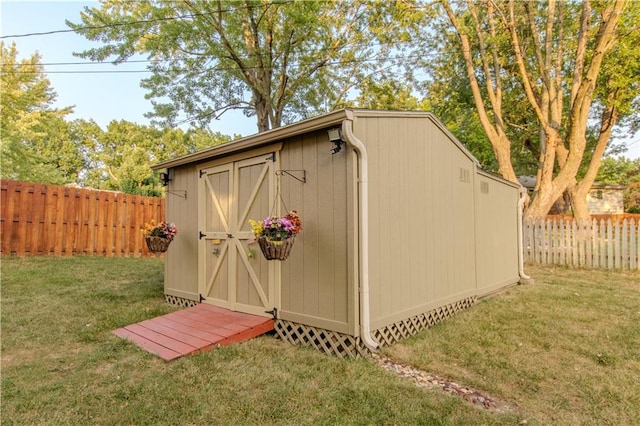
[152,109,479,170]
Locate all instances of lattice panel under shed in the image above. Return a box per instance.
[164,294,199,308]
[275,320,370,358]
[372,296,477,346]
[275,296,477,358]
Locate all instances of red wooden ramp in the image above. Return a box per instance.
[113,304,274,361]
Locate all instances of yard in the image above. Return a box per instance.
[1,257,638,425]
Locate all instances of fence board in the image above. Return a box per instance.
[524,216,640,270]
[631,220,637,270]
[0,180,165,257]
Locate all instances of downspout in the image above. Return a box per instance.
[517,188,532,282]
[342,118,380,351]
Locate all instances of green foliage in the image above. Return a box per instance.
[597,156,640,212]
[75,119,232,195]
[68,1,401,132]
[0,41,234,195]
[345,78,426,111]
[413,0,638,218]
[0,42,78,184]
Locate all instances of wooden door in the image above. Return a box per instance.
[199,153,278,317]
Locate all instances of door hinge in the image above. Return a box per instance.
[199,170,207,178]
[265,307,278,319]
[199,294,205,302]
[199,231,206,239]
[265,152,276,162]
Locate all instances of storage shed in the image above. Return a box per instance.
[152,109,528,357]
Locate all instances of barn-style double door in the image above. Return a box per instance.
[198,152,278,317]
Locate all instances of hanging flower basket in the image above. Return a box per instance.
[145,236,172,253]
[249,211,302,261]
[141,220,178,253]
[257,236,295,261]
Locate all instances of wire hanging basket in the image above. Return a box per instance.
[145,236,172,253]
[257,236,295,261]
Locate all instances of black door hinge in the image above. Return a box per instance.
[265,307,278,319]
[199,231,206,239]
[199,170,207,178]
[199,294,205,302]
[265,152,276,162]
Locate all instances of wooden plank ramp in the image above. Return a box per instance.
[113,304,274,361]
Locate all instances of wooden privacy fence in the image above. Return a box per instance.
[524,217,639,270]
[1,180,166,257]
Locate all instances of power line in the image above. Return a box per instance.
[1,15,195,39]
[5,69,154,74]
[32,59,152,66]
[0,1,294,40]
[0,52,428,75]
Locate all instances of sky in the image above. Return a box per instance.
[1,0,639,159]
[0,0,255,137]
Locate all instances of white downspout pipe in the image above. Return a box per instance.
[342,118,379,351]
[517,188,532,282]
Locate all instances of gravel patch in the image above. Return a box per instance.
[370,352,517,414]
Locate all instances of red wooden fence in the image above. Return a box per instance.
[1,180,166,257]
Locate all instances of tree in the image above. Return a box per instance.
[76,119,232,195]
[596,156,640,213]
[0,42,80,184]
[69,0,396,132]
[428,0,637,219]
[347,77,425,111]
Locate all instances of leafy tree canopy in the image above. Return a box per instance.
[596,156,640,213]
[417,0,639,219]
[68,0,405,132]
[76,119,233,195]
[1,43,234,196]
[0,42,79,184]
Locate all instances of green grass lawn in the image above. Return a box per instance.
[1,257,638,425]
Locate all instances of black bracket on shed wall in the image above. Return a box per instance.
[275,170,306,184]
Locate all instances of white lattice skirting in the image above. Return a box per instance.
[275,296,478,358]
[275,320,369,358]
[164,294,199,308]
[372,296,477,346]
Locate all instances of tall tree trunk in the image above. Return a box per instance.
[253,91,271,132]
[493,135,518,183]
[569,102,620,221]
[568,185,590,221]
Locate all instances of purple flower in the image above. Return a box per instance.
[278,217,293,230]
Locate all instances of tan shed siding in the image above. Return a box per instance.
[165,165,199,300]
[356,116,477,330]
[279,130,354,334]
[474,172,520,295]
